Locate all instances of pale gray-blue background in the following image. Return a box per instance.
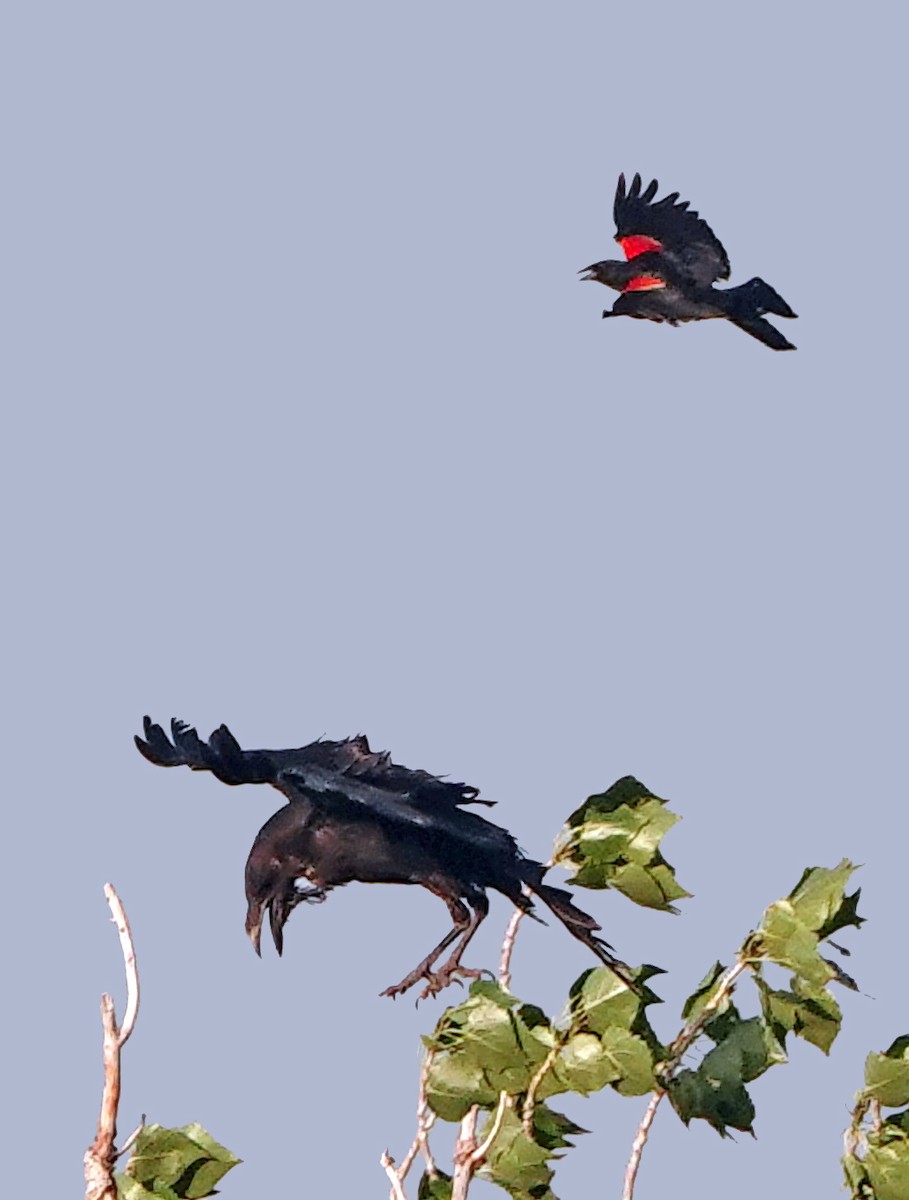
[4,4,905,1197]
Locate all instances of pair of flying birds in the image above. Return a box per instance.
[582,173,797,350]
[137,178,797,997]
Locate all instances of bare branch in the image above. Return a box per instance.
[498,897,529,991]
[381,1150,410,1200]
[522,1040,562,1138]
[104,882,140,1046]
[621,1091,661,1200]
[83,884,141,1200]
[382,1047,438,1197]
[114,1115,146,1160]
[451,1106,479,1200]
[470,1091,510,1166]
[415,1054,439,1177]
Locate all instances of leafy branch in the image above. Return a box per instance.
[381,776,866,1200]
[843,1036,909,1199]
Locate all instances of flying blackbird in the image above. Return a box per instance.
[135,717,633,1000]
[581,173,798,350]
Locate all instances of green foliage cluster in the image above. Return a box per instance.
[668,859,863,1135]
[843,1038,909,1200]
[552,776,690,911]
[116,1123,240,1199]
[414,779,864,1200]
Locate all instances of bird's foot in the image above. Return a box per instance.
[425,963,487,1000]
[380,962,488,1003]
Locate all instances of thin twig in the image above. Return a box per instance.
[621,1091,661,1200]
[498,897,529,991]
[380,1150,409,1200]
[470,1091,510,1166]
[451,1106,479,1200]
[105,883,140,1046]
[83,884,141,1200]
[114,1115,146,1160]
[415,1055,439,1177]
[382,1047,438,1198]
[522,1040,562,1137]
[663,959,749,1075]
[621,956,751,1200]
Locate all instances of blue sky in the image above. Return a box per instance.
[4,5,906,1197]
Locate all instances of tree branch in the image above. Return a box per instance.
[83,884,141,1200]
[498,895,529,991]
[470,1091,510,1166]
[380,1150,409,1200]
[621,956,751,1200]
[451,1106,479,1200]
[381,1048,439,1199]
[522,1039,562,1138]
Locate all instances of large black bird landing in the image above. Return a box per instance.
[581,173,798,350]
[135,717,633,1000]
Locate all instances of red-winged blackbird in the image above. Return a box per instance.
[135,717,634,1000]
[581,173,798,351]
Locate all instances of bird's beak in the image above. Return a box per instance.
[269,898,286,957]
[245,900,264,956]
[578,265,597,281]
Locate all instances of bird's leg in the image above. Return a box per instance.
[430,893,490,995]
[381,884,477,1001]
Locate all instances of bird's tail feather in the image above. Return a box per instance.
[715,276,798,351]
[728,314,797,351]
[529,880,636,988]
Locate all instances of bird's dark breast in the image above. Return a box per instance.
[612,288,724,323]
[301,816,452,887]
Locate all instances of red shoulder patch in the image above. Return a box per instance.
[617,234,663,260]
[622,275,666,293]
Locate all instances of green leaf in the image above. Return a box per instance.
[552,1032,622,1094]
[425,1051,499,1122]
[418,1170,453,1199]
[750,861,863,997]
[115,1124,240,1199]
[787,860,861,935]
[552,777,690,911]
[754,900,834,986]
[530,1104,587,1151]
[478,1107,557,1200]
[817,888,864,942]
[600,1026,657,1096]
[569,966,641,1035]
[865,1039,909,1108]
[680,962,730,1023]
[701,1012,787,1083]
[666,1011,784,1136]
[425,984,557,1119]
[864,1127,909,1200]
[668,1067,755,1136]
[755,977,843,1054]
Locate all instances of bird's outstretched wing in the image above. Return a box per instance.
[613,173,731,287]
[136,717,512,855]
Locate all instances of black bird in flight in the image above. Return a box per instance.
[581,173,798,350]
[135,717,633,1000]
